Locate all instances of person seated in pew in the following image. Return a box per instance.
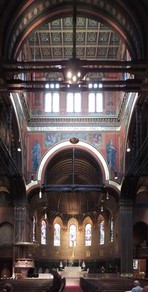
[46,268,62,292]
[3,283,13,292]
[132,280,143,292]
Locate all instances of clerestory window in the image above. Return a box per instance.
[67,92,81,112]
[45,92,59,112]
[88,92,103,113]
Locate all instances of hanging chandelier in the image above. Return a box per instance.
[64,0,84,84]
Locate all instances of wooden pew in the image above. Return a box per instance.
[0,278,53,292]
[80,277,148,292]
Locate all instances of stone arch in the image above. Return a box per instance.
[6,0,144,59]
[37,140,110,184]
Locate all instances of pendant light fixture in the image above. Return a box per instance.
[65,0,83,83]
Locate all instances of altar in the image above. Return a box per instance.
[38,273,53,279]
[61,266,87,278]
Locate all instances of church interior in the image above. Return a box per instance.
[0,0,148,290]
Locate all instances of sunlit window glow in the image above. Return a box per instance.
[88,92,103,112]
[54,223,61,246]
[110,217,114,242]
[32,215,37,242]
[41,219,47,245]
[99,220,105,245]
[85,223,92,246]
[45,92,59,112]
[67,93,81,112]
[69,224,76,246]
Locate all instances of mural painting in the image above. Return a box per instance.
[88,133,102,147]
[106,138,117,172]
[45,132,58,147]
[31,139,41,173]
[28,132,120,182]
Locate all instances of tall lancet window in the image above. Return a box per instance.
[110,217,114,242]
[32,215,37,242]
[69,224,76,246]
[85,223,92,246]
[99,220,105,245]
[54,223,61,246]
[41,219,47,245]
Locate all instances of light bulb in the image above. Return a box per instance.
[106,192,109,200]
[39,190,42,199]
[67,71,72,79]
[127,141,131,152]
[114,172,118,179]
[72,75,77,82]
[77,71,81,78]
[127,146,131,152]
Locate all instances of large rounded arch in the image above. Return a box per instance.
[5,0,144,59]
[37,140,110,184]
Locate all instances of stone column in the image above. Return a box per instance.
[118,200,133,277]
[14,204,30,246]
[13,203,34,278]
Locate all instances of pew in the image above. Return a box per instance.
[0,278,53,292]
[80,277,148,292]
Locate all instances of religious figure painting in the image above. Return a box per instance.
[106,138,117,172]
[88,133,102,147]
[31,139,41,172]
[45,132,57,147]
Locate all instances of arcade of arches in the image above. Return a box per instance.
[0,0,148,280]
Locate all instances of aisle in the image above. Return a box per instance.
[64,278,83,292]
[64,286,83,292]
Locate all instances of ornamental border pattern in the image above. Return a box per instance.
[7,0,141,58]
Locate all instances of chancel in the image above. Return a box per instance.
[0,1,148,292]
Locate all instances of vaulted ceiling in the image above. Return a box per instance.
[27,18,122,62]
[0,0,147,218]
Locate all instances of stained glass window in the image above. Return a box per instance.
[32,215,37,242]
[41,219,47,245]
[99,220,105,245]
[69,224,76,246]
[110,217,113,242]
[54,223,61,246]
[85,223,91,246]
